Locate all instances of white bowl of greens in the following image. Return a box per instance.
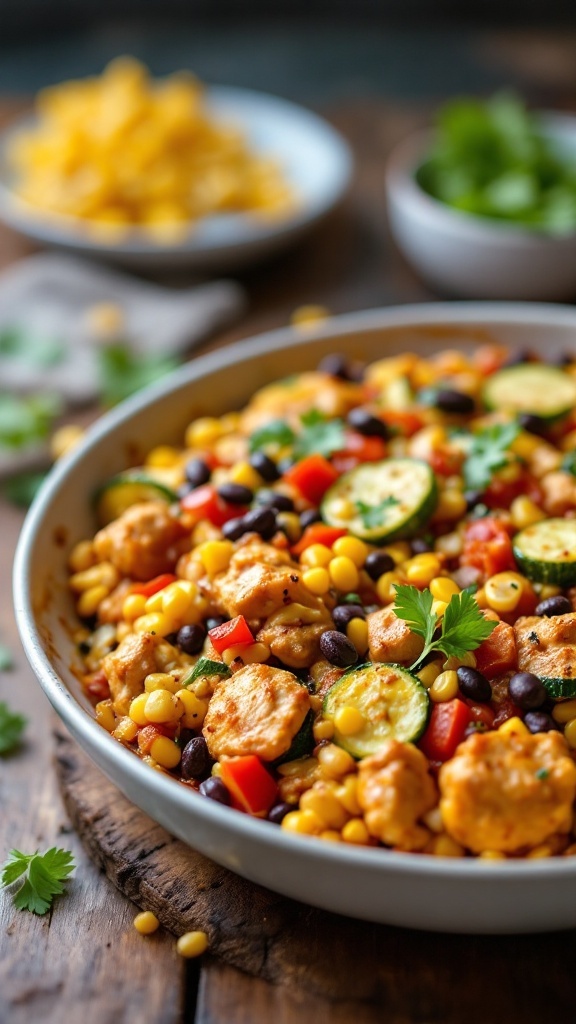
[385,94,576,300]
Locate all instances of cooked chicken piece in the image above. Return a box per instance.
[102,632,159,715]
[357,739,437,851]
[475,614,517,679]
[514,612,576,682]
[97,580,133,624]
[94,501,188,582]
[257,616,330,669]
[240,372,365,434]
[203,663,310,762]
[440,730,576,853]
[367,605,425,665]
[540,471,576,515]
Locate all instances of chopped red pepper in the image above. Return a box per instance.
[292,523,347,556]
[331,431,387,473]
[180,484,246,527]
[220,755,278,816]
[208,614,254,654]
[284,454,339,505]
[85,670,110,701]
[131,573,178,598]
[464,700,496,730]
[379,410,424,437]
[419,699,472,762]
[461,517,516,579]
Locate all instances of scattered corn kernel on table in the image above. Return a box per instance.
[3,37,576,1020]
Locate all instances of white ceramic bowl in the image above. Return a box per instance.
[13,303,576,934]
[0,86,352,272]
[385,114,576,301]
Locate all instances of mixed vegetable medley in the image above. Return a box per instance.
[70,342,576,859]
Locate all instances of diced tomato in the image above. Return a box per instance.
[492,699,523,729]
[474,619,518,678]
[464,700,496,730]
[85,670,110,701]
[473,344,509,376]
[461,517,517,579]
[292,523,347,556]
[180,484,246,527]
[284,454,339,505]
[428,447,463,477]
[208,614,254,654]
[379,410,424,437]
[331,431,387,473]
[220,755,278,816]
[419,699,472,762]
[131,573,178,598]
[483,470,542,511]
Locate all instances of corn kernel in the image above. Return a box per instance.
[145,445,181,469]
[177,688,209,728]
[333,706,365,736]
[376,571,400,604]
[77,584,109,618]
[429,577,460,602]
[498,716,529,738]
[417,662,442,689]
[422,807,443,833]
[116,622,132,642]
[335,775,362,816]
[144,673,180,694]
[161,586,195,622]
[50,423,85,460]
[313,719,335,742]
[144,690,184,724]
[300,787,348,829]
[68,539,96,573]
[228,460,263,491]
[431,834,465,857]
[485,572,526,613]
[320,830,342,842]
[332,536,367,567]
[431,600,448,618]
[113,717,139,743]
[301,567,331,595]
[134,911,160,935]
[434,532,463,558]
[510,495,546,530]
[70,562,119,593]
[346,617,368,655]
[433,489,467,522]
[129,693,149,726]
[122,593,147,621]
[526,844,555,860]
[552,700,576,724]
[300,544,333,568]
[95,699,115,732]
[383,542,411,565]
[133,612,170,636]
[341,819,370,845]
[176,931,209,958]
[149,735,181,769]
[317,743,355,779]
[281,809,323,835]
[222,643,253,666]
[405,553,441,587]
[443,652,476,671]
[479,850,506,860]
[198,540,234,576]
[185,417,222,448]
[539,584,562,599]
[429,670,459,703]
[511,431,541,459]
[290,304,330,329]
[564,718,576,748]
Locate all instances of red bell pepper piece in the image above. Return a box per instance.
[283,454,339,505]
[461,517,516,579]
[292,523,347,556]
[220,755,278,816]
[180,484,246,527]
[208,614,254,654]
[332,431,387,473]
[379,410,424,437]
[419,699,472,762]
[131,573,178,598]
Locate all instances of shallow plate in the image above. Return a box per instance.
[13,303,576,933]
[0,87,353,272]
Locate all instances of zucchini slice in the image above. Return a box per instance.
[321,458,438,543]
[513,519,576,586]
[542,678,576,700]
[483,364,576,421]
[95,471,179,526]
[274,710,315,766]
[322,662,430,758]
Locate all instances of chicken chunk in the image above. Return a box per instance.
[102,632,159,715]
[257,616,329,669]
[514,612,576,682]
[367,605,425,665]
[240,372,365,434]
[203,663,310,762]
[94,501,188,581]
[97,580,133,624]
[440,730,576,854]
[540,471,576,516]
[357,740,437,851]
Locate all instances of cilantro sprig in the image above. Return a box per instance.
[393,583,497,671]
[1,847,74,915]
[0,393,62,450]
[463,421,520,492]
[249,419,295,454]
[292,410,346,460]
[355,496,399,530]
[182,657,230,688]
[0,702,26,754]
[97,343,179,407]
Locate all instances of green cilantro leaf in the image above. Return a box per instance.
[2,471,47,508]
[393,584,497,671]
[355,496,400,529]
[97,343,179,407]
[535,767,549,781]
[0,327,65,368]
[0,393,62,450]
[0,702,26,754]
[182,657,230,688]
[292,410,346,460]
[1,847,74,915]
[463,421,520,492]
[561,451,576,477]
[248,419,295,454]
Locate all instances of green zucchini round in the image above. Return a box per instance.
[513,518,576,586]
[483,364,576,422]
[542,677,576,700]
[95,471,179,526]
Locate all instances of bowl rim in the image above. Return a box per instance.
[13,300,576,882]
[385,110,576,244]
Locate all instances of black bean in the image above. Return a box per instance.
[199,776,232,804]
[176,624,206,655]
[364,551,395,581]
[518,413,548,437]
[254,490,294,513]
[346,408,389,439]
[249,451,280,482]
[410,537,433,555]
[217,482,253,505]
[205,615,229,631]
[333,604,365,632]
[222,517,247,542]
[185,457,211,488]
[508,672,547,710]
[434,389,475,415]
[268,802,293,825]
[456,666,492,703]
[535,595,572,618]
[318,353,353,380]
[300,508,322,529]
[242,506,277,539]
[319,629,358,668]
[524,710,557,734]
[464,490,483,511]
[181,737,211,780]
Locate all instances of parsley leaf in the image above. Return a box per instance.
[561,451,576,477]
[0,702,26,754]
[463,421,520,492]
[1,847,74,915]
[182,657,230,688]
[393,584,497,670]
[292,410,346,460]
[249,419,295,454]
[2,471,47,508]
[355,496,400,529]
[97,343,179,407]
[0,393,62,450]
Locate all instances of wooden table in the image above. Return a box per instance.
[1,47,576,1018]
